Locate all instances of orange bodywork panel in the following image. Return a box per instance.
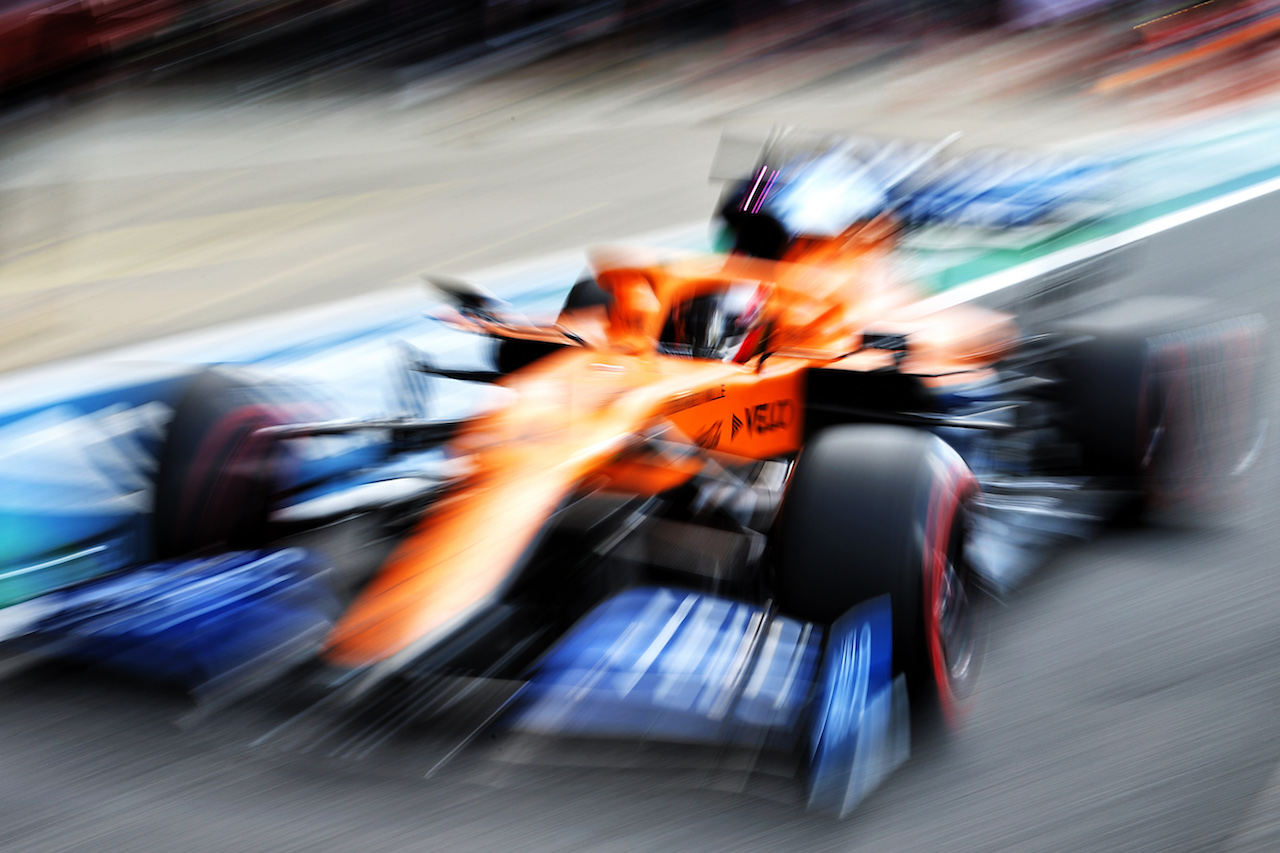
[323,232,1017,671]
[323,347,807,669]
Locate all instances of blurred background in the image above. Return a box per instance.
[3,0,1280,851]
[3,0,1280,370]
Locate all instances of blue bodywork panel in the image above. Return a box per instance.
[510,587,822,743]
[0,389,185,604]
[14,549,338,690]
[806,596,910,817]
[510,587,907,812]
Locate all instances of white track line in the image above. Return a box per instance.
[917,171,1280,313]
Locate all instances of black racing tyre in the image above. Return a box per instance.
[153,369,286,559]
[774,425,982,725]
[1055,298,1265,512]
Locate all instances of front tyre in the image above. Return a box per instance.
[153,369,287,559]
[775,425,983,726]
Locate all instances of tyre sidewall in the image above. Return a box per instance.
[774,425,979,719]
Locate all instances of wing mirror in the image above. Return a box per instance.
[422,274,512,323]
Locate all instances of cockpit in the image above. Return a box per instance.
[657,282,764,362]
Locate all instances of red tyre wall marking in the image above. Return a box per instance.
[175,403,282,549]
[922,446,979,730]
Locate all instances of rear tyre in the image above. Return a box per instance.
[153,369,286,559]
[774,425,982,726]
[1056,299,1265,515]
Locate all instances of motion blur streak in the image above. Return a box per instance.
[0,0,1279,851]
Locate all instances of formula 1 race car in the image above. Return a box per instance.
[1,134,1264,815]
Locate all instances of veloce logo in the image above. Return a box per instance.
[731,400,794,440]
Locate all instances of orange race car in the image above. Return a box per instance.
[7,134,1265,813]
[307,135,1260,697]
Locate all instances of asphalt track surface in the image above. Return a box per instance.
[4,53,1280,853]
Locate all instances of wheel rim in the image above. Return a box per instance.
[935,527,981,703]
[937,553,975,686]
[924,466,983,729]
